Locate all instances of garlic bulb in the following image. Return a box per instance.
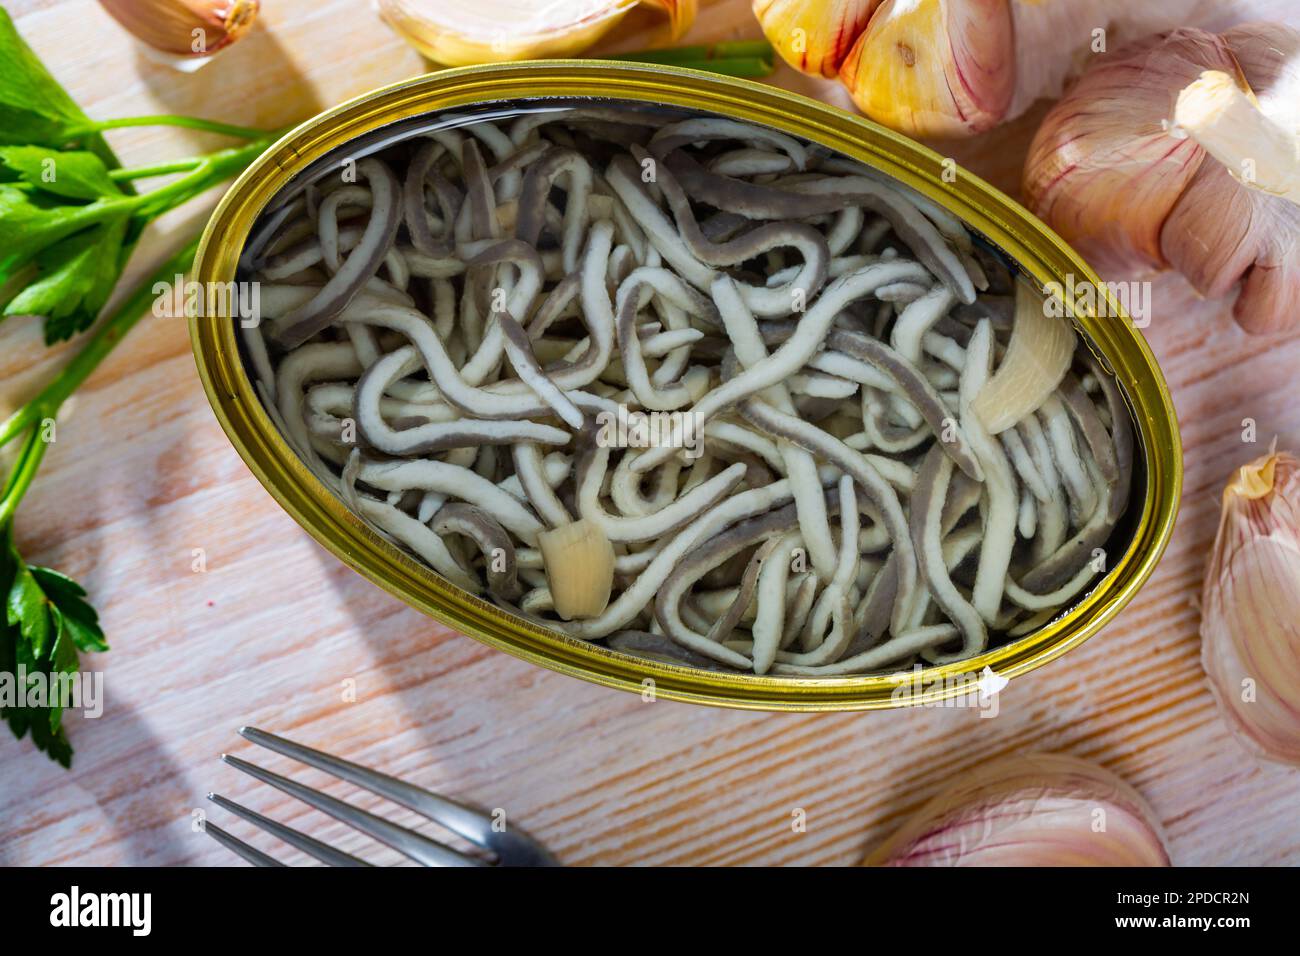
[377,0,696,66]
[98,0,259,58]
[1024,29,1234,276]
[865,753,1170,866]
[1202,452,1300,766]
[755,0,1295,139]
[1025,24,1300,335]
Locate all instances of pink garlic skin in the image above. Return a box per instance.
[1202,453,1300,766]
[865,753,1170,866]
[1025,24,1300,335]
[1023,29,1234,276]
[97,0,260,58]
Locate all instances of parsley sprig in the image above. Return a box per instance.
[0,6,281,764]
[0,6,279,343]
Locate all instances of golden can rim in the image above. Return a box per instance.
[190,61,1182,711]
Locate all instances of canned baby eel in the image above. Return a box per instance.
[190,62,1181,710]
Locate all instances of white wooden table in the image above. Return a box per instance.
[2,0,1298,866]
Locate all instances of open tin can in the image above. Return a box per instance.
[190,62,1181,710]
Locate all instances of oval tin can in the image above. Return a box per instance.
[190,62,1182,710]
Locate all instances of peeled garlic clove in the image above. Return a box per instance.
[98,0,259,58]
[838,0,1014,138]
[865,753,1170,866]
[537,519,615,621]
[377,0,695,66]
[1175,70,1300,205]
[753,0,881,80]
[1024,29,1236,276]
[1202,452,1300,765]
[970,283,1075,435]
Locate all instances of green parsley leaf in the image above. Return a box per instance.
[47,606,79,732]
[1,541,104,764]
[0,145,122,200]
[0,7,91,148]
[7,558,51,660]
[5,215,132,342]
[28,564,86,600]
[0,184,66,277]
[31,565,107,652]
[20,680,73,767]
[0,607,26,740]
[0,183,124,281]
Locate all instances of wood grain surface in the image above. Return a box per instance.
[2,0,1299,867]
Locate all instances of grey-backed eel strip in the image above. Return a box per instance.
[826,329,983,480]
[738,397,919,636]
[632,259,932,473]
[429,503,522,601]
[652,149,974,303]
[276,158,403,348]
[909,445,987,662]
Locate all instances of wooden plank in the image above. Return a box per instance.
[2,0,1298,867]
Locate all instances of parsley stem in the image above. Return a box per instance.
[109,158,204,181]
[608,40,775,64]
[79,115,273,140]
[0,426,49,528]
[0,136,275,451]
[650,57,774,78]
[0,236,201,466]
[133,136,278,218]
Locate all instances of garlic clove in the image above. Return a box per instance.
[865,753,1170,867]
[537,518,616,621]
[1158,158,1293,329]
[1174,70,1300,206]
[837,0,1014,139]
[1024,23,1300,334]
[970,283,1075,435]
[1024,29,1237,276]
[1232,236,1300,336]
[377,0,695,66]
[753,0,881,80]
[638,0,697,43]
[1202,452,1300,766]
[98,0,259,58]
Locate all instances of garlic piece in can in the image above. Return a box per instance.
[538,519,616,621]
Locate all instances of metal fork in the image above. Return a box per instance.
[205,726,559,867]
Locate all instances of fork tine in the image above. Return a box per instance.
[221,753,485,867]
[239,726,498,851]
[208,792,372,867]
[204,821,286,867]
